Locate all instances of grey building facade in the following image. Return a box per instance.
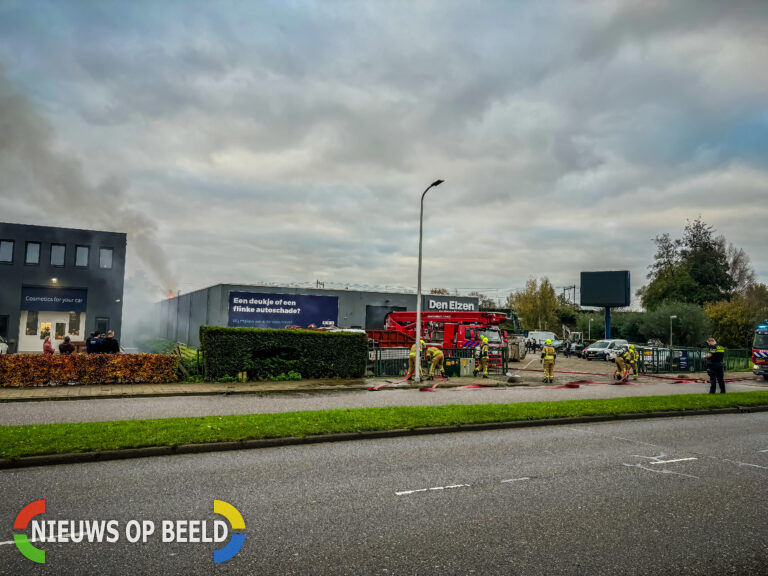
[158,284,479,347]
[0,222,126,353]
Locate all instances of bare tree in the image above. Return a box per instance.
[715,236,756,295]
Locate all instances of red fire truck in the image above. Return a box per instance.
[752,321,768,381]
[367,311,511,367]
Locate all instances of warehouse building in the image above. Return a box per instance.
[0,222,126,353]
[158,284,479,347]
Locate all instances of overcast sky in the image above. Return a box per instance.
[1,0,766,304]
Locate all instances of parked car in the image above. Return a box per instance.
[0,336,8,354]
[582,339,629,361]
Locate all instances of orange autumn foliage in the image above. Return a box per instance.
[0,354,179,387]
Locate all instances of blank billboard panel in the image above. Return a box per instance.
[580,271,630,307]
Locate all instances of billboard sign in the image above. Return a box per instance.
[227,292,339,329]
[21,287,88,312]
[580,271,631,307]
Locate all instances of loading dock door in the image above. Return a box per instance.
[365,306,406,330]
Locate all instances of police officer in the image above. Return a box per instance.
[474,337,490,378]
[407,339,424,380]
[706,337,726,394]
[426,346,446,380]
[540,338,556,383]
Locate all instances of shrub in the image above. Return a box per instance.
[0,354,179,387]
[200,326,367,380]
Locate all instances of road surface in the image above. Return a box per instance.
[1,412,766,574]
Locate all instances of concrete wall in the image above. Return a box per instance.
[0,222,126,352]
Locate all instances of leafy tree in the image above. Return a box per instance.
[705,283,768,347]
[639,218,733,309]
[507,278,559,333]
[639,302,711,347]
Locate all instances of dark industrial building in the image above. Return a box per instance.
[0,222,126,353]
[158,284,479,347]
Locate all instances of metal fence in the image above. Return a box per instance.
[637,347,751,374]
[368,346,508,378]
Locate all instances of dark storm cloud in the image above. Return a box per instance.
[0,0,766,302]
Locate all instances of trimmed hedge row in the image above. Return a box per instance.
[0,354,179,387]
[200,326,368,380]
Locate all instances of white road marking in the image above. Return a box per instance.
[721,459,768,470]
[396,484,470,496]
[759,449,768,453]
[622,463,699,479]
[501,477,530,483]
[649,458,698,465]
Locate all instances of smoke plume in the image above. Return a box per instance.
[0,65,176,294]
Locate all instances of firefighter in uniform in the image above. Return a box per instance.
[614,347,632,381]
[540,339,556,383]
[628,344,640,379]
[474,337,490,378]
[426,346,446,379]
[706,337,726,394]
[407,339,424,380]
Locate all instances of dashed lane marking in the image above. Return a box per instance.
[648,458,698,465]
[396,484,470,496]
[500,477,530,483]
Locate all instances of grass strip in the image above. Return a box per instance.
[2,391,768,460]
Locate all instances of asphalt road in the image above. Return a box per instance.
[0,378,765,426]
[1,413,767,575]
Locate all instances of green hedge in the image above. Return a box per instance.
[199,326,368,380]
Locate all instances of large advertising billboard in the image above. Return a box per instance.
[580,271,631,307]
[227,292,339,329]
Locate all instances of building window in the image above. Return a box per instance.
[50,243,66,267]
[0,315,8,339]
[25,242,41,265]
[68,312,81,336]
[95,317,109,335]
[0,240,13,263]
[75,245,89,268]
[26,311,39,336]
[99,247,113,269]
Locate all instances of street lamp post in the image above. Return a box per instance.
[588,318,593,340]
[414,179,444,383]
[669,315,677,348]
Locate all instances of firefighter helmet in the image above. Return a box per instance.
[545,339,552,345]
[482,337,489,343]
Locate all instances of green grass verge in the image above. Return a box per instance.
[2,392,768,460]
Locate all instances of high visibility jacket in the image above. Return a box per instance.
[620,350,633,363]
[541,346,556,361]
[630,349,639,362]
[480,344,489,358]
[426,347,444,360]
[707,345,725,366]
[409,343,419,357]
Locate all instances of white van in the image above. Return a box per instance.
[527,331,557,346]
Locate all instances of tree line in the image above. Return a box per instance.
[503,219,768,348]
